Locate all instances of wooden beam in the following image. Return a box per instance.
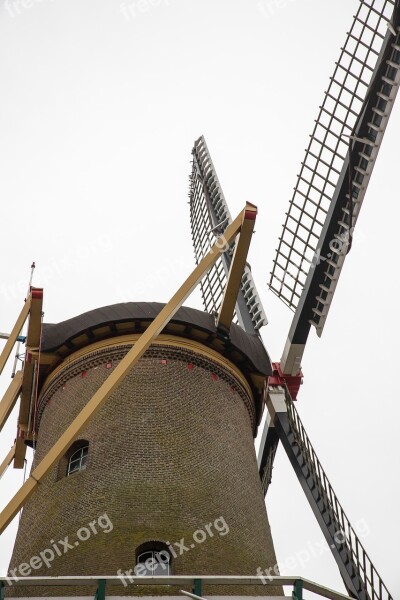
[0,444,16,479]
[14,289,43,468]
[25,288,43,349]
[0,295,31,378]
[217,203,257,332]
[14,434,29,470]
[28,351,57,366]
[19,289,43,431]
[0,205,253,535]
[0,371,23,432]
[19,359,38,440]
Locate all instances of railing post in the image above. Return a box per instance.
[193,578,202,597]
[292,579,303,600]
[95,578,106,600]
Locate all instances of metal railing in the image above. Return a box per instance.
[0,575,356,600]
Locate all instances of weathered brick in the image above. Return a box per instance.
[8,340,280,597]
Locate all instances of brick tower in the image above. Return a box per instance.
[8,303,279,596]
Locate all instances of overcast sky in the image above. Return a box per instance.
[0,0,399,596]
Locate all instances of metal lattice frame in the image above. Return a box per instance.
[265,385,394,600]
[189,156,229,317]
[189,136,267,334]
[269,0,396,314]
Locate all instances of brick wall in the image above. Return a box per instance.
[8,340,280,596]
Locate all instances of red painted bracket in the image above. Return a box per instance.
[30,286,43,300]
[244,209,257,220]
[268,362,303,401]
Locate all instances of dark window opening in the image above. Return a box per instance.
[135,542,171,576]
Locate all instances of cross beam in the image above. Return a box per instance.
[0,444,16,479]
[0,371,23,433]
[0,296,32,378]
[0,204,257,535]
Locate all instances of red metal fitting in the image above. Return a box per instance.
[30,287,43,300]
[244,209,257,220]
[268,362,303,401]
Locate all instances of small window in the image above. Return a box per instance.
[136,542,171,576]
[57,439,90,480]
[67,444,88,476]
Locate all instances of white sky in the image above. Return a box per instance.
[0,0,399,596]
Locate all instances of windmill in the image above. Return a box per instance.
[0,2,398,597]
[188,1,400,599]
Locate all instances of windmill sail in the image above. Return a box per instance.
[269,0,400,371]
[189,136,267,335]
[263,386,394,600]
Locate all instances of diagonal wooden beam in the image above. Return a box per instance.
[0,444,16,479]
[0,204,255,535]
[0,371,23,433]
[0,296,32,378]
[217,203,257,333]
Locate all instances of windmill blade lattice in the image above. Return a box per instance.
[189,136,267,334]
[270,0,400,341]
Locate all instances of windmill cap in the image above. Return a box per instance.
[38,302,272,422]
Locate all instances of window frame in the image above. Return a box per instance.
[135,542,172,576]
[66,442,89,476]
